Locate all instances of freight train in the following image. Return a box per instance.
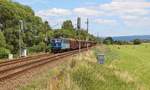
[49,38,96,53]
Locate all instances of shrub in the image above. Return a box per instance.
[28,42,46,53]
[103,37,114,45]
[28,45,41,53]
[38,42,45,51]
[0,48,10,58]
[133,39,141,45]
[0,32,6,47]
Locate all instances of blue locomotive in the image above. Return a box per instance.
[50,38,70,52]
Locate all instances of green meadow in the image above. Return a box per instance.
[108,44,150,89]
[19,44,150,90]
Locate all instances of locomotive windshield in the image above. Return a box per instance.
[51,39,61,43]
[51,39,62,47]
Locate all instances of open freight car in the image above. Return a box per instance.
[50,38,95,53]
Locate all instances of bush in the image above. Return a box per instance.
[38,42,45,51]
[103,37,114,45]
[0,32,6,47]
[133,39,141,45]
[0,48,10,58]
[28,45,41,53]
[28,42,46,53]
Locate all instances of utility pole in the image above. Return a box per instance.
[86,18,89,50]
[77,17,81,53]
[77,17,81,30]
[45,21,48,53]
[19,20,23,57]
[86,18,89,33]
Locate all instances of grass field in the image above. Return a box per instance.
[109,44,150,89]
[18,44,150,90]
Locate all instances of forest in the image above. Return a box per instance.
[0,0,99,58]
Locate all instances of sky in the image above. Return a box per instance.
[13,0,150,37]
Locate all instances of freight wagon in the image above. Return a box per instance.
[50,38,95,53]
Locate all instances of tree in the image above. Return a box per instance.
[133,39,141,45]
[0,0,51,54]
[0,47,10,58]
[62,20,74,30]
[44,21,51,30]
[0,32,6,47]
[103,37,114,45]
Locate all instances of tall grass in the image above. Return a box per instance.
[70,48,137,90]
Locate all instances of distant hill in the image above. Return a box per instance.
[112,35,150,41]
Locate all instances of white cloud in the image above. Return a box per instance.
[94,19,117,25]
[37,7,104,18]
[98,0,150,28]
[73,8,103,16]
[100,1,150,16]
[121,15,139,20]
[122,15,150,27]
[36,8,71,17]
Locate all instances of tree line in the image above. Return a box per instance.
[0,0,98,58]
[103,37,142,45]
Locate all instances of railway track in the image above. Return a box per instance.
[0,53,48,67]
[0,49,86,81]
